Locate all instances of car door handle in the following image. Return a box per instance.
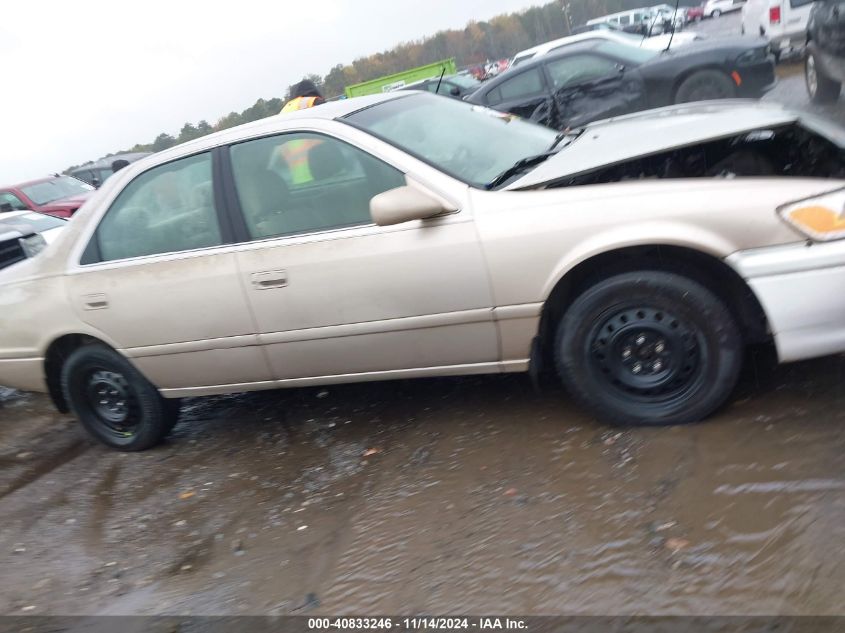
[251,270,288,290]
[82,293,109,310]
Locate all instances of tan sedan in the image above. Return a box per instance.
[2,92,845,450]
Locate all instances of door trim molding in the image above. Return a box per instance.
[159,359,528,397]
[259,308,494,346]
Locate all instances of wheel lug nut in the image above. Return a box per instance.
[635,334,647,346]
[655,341,665,353]
[632,362,643,374]
[622,347,632,359]
[653,360,663,372]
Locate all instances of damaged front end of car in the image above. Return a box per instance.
[509,102,845,190]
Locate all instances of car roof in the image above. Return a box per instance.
[70,152,153,171]
[480,39,603,93]
[145,92,410,167]
[0,175,64,190]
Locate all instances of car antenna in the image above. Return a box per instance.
[435,66,446,95]
[665,0,681,52]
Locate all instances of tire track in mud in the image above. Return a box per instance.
[0,438,89,502]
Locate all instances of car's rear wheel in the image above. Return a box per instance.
[674,69,736,103]
[806,51,841,104]
[61,344,178,451]
[712,9,722,17]
[555,272,742,426]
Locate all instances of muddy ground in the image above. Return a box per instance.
[3,15,845,616]
[2,350,845,615]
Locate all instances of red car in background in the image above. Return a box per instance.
[0,175,94,218]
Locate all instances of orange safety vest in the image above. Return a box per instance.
[281,96,319,113]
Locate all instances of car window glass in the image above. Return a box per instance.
[487,68,544,106]
[94,152,221,262]
[546,55,619,89]
[230,133,405,240]
[789,0,813,6]
[619,14,631,24]
[0,192,28,211]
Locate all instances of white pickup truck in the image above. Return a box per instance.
[742,0,815,59]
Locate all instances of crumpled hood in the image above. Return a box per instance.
[509,101,804,189]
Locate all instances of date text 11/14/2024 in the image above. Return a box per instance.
[308,618,528,630]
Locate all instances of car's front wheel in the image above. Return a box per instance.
[712,9,722,17]
[61,344,179,451]
[555,271,742,426]
[674,69,736,103]
[806,51,841,104]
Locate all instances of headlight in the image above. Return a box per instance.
[18,233,47,258]
[778,187,845,242]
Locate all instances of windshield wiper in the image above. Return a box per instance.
[548,127,585,152]
[485,152,556,190]
[486,129,586,190]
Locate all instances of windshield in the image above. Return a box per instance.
[20,176,94,205]
[594,38,660,62]
[344,93,558,188]
[0,211,66,232]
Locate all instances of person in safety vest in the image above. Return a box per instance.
[281,79,325,113]
[277,80,326,184]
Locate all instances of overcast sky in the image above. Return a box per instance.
[1,0,541,184]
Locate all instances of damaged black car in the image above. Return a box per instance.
[466,35,776,131]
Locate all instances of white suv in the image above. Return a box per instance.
[742,0,815,59]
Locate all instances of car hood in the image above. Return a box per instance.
[508,101,804,189]
[639,31,701,49]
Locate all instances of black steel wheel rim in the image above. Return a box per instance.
[83,369,140,438]
[587,305,706,405]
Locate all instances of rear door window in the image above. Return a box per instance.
[91,152,222,262]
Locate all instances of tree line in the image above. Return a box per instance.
[65,0,694,173]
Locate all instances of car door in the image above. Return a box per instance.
[543,52,649,128]
[223,130,498,382]
[483,67,552,121]
[66,150,273,393]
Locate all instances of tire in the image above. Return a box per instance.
[674,69,736,103]
[806,51,841,105]
[712,9,721,17]
[61,344,179,451]
[554,271,742,427]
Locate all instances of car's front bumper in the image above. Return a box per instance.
[727,240,845,363]
[737,57,778,97]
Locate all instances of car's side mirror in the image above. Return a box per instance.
[370,185,452,226]
[450,86,461,97]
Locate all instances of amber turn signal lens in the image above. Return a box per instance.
[779,189,845,241]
